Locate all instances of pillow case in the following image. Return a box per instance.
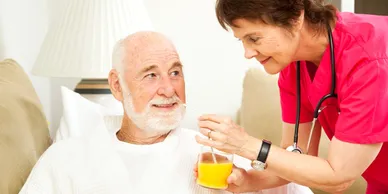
[54,86,123,142]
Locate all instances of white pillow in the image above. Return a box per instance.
[54,86,123,142]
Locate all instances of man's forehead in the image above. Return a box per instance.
[129,44,178,61]
[126,32,171,49]
[126,35,176,58]
[125,47,180,73]
[120,31,180,72]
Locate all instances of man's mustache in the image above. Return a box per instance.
[149,95,182,105]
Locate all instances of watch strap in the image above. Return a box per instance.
[257,140,271,163]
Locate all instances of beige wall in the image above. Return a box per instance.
[325,0,351,12]
[326,0,388,15]
[355,0,388,15]
[329,0,342,10]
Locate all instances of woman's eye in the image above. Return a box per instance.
[249,36,259,43]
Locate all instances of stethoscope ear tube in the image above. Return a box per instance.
[289,61,302,153]
[294,62,301,144]
[288,22,337,154]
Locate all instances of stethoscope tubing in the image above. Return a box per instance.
[290,22,338,154]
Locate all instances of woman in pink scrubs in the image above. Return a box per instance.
[195,0,388,193]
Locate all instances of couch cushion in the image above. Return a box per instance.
[239,68,283,145]
[0,59,51,194]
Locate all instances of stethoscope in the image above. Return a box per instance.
[286,23,338,154]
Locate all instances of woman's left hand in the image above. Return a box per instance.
[195,114,253,156]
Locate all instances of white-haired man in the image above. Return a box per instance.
[20,31,312,194]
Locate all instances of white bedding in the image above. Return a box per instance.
[45,86,313,194]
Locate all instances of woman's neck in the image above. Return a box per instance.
[295,25,331,66]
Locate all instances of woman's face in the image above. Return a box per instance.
[231,18,301,74]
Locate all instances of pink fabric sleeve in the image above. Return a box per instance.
[335,58,388,144]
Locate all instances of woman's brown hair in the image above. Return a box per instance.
[215,0,337,34]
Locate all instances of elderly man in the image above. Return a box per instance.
[20,31,312,194]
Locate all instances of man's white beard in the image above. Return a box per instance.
[121,86,186,135]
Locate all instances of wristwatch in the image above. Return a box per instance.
[251,139,272,171]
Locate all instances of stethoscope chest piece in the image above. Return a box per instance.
[286,143,303,154]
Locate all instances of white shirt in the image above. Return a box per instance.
[20,128,312,194]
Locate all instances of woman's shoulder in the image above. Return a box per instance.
[333,13,388,85]
[338,12,388,36]
[337,12,388,58]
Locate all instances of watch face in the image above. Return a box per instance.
[251,160,266,171]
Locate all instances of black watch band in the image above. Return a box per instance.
[257,140,272,163]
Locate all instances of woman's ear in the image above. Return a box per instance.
[293,10,305,32]
[108,69,123,102]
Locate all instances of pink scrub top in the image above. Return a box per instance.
[278,12,388,193]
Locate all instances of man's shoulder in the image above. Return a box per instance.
[39,133,113,165]
[21,137,90,187]
[37,138,85,165]
[25,133,116,180]
[46,137,84,153]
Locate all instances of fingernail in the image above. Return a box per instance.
[227,174,235,183]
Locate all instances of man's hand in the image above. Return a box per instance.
[225,166,252,193]
[193,163,254,193]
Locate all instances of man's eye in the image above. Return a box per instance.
[145,73,157,79]
[171,71,180,76]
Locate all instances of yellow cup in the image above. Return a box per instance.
[197,147,233,189]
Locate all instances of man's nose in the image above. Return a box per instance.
[244,47,258,59]
[157,77,175,97]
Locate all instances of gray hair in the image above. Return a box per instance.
[111,38,131,95]
[111,38,127,75]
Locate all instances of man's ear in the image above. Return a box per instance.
[108,69,123,102]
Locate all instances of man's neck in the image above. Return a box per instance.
[116,117,171,145]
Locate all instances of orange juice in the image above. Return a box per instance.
[197,152,233,189]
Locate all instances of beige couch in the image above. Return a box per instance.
[0,59,52,194]
[237,68,367,194]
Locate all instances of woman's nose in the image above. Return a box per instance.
[244,47,258,59]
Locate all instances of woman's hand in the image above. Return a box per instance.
[195,114,258,158]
